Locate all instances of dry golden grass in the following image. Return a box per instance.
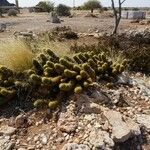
[109,50,126,65]
[0,39,34,72]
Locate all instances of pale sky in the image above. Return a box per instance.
[8,0,150,7]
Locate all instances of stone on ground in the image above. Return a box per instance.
[0,126,16,136]
[103,110,131,142]
[136,114,150,131]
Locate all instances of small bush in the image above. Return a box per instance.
[7,9,18,16]
[52,26,78,40]
[36,1,54,12]
[56,4,71,16]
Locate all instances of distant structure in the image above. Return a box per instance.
[122,11,146,20]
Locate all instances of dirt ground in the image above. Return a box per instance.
[0,9,150,39]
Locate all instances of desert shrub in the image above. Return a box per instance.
[36,1,54,12]
[52,26,78,40]
[56,4,71,16]
[0,39,34,72]
[7,9,18,16]
[83,0,102,13]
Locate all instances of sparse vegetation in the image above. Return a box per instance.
[56,4,71,16]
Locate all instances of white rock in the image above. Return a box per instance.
[104,110,131,142]
[0,126,16,136]
[126,118,141,136]
[41,134,48,145]
[136,114,150,131]
[88,129,114,149]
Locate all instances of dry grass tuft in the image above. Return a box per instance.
[0,39,34,72]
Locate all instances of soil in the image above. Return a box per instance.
[0,9,150,40]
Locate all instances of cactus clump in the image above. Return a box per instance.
[28,49,128,109]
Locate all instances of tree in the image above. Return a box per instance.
[56,4,71,16]
[36,1,54,13]
[111,0,126,34]
[83,0,102,13]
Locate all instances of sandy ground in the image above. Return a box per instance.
[0,9,150,39]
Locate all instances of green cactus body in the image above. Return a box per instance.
[50,76,62,86]
[74,85,83,94]
[83,81,90,88]
[34,99,48,108]
[42,77,52,86]
[44,67,54,76]
[84,53,90,59]
[64,69,77,78]
[59,80,75,91]
[78,53,87,62]
[73,65,81,72]
[54,63,65,74]
[48,100,59,109]
[39,53,48,65]
[88,59,97,69]
[82,63,96,80]
[73,55,83,64]
[63,56,74,63]
[30,74,41,85]
[59,58,74,69]
[32,59,43,74]
[46,49,59,61]
[80,70,89,79]
[46,61,55,68]
[76,75,82,81]
[27,69,35,76]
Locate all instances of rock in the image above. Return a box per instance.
[88,129,114,149]
[0,23,6,32]
[0,126,16,136]
[41,134,48,145]
[61,143,90,150]
[57,102,78,133]
[58,112,78,133]
[136,114,150,131]
[15,114,28,128]
[50,12,61,23]
[117,72,133,85]
[89,90,111,104]
[126,118,141,136]
[103,110,131,142]
[0,138,15,150]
